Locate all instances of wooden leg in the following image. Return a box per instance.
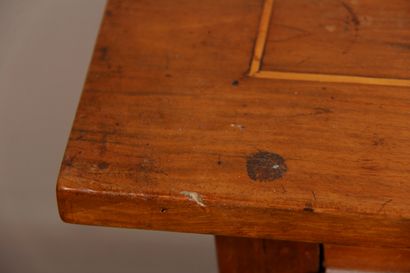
[215,236,323,273]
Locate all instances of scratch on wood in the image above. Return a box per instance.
[280,183,287,193]
[180,191,206,207]
[230,123,245,130]
[311,190,317,201]
[377,199,392,213]
[313,107,333,115]
[340,1,360,54]
[341,1,360,27]
[286,107,333,119]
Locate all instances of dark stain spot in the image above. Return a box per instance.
[246,151,287,181]
[65,160,72,167]
[372,135,385,146]
[231,80,239,87]
[99,46,109,61]
[165,73,172,78]
[217,155,222,165]
[160,208,168,213]
[304,202,314,212]
[106,10,113,17]
[63,156,74,167]
[98,162,109,170]
[75,130,86,141]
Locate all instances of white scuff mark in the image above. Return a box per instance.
[180,191,206,207]
[230,123,245,130]
[272,164,280,169]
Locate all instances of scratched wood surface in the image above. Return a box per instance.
[57,0,410,248]
[263,0,410,79]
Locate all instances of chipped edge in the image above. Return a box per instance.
[180,191,206,207]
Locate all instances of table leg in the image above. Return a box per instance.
[215,236,323,273]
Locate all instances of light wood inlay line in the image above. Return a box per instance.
[248,0,275,76]
[255,71,410,87]
[249,0,410,88]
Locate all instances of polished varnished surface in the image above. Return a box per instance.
[250,0,410,86]
[263,0,410,79]
[58,0,410,248]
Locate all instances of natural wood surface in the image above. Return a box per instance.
[216,236,321,273]
[262,0,410,82]
[57,0,410,248]
[325,244,410,272]
[250,0,410,87]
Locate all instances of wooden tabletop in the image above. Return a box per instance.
[57,0,410,248]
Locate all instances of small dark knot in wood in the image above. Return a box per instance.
[246,151,287,181]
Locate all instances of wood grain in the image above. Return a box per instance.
[251,0,410,87]
[57,0,410,248]
[216,236,321,273]
[253,70,410,87]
